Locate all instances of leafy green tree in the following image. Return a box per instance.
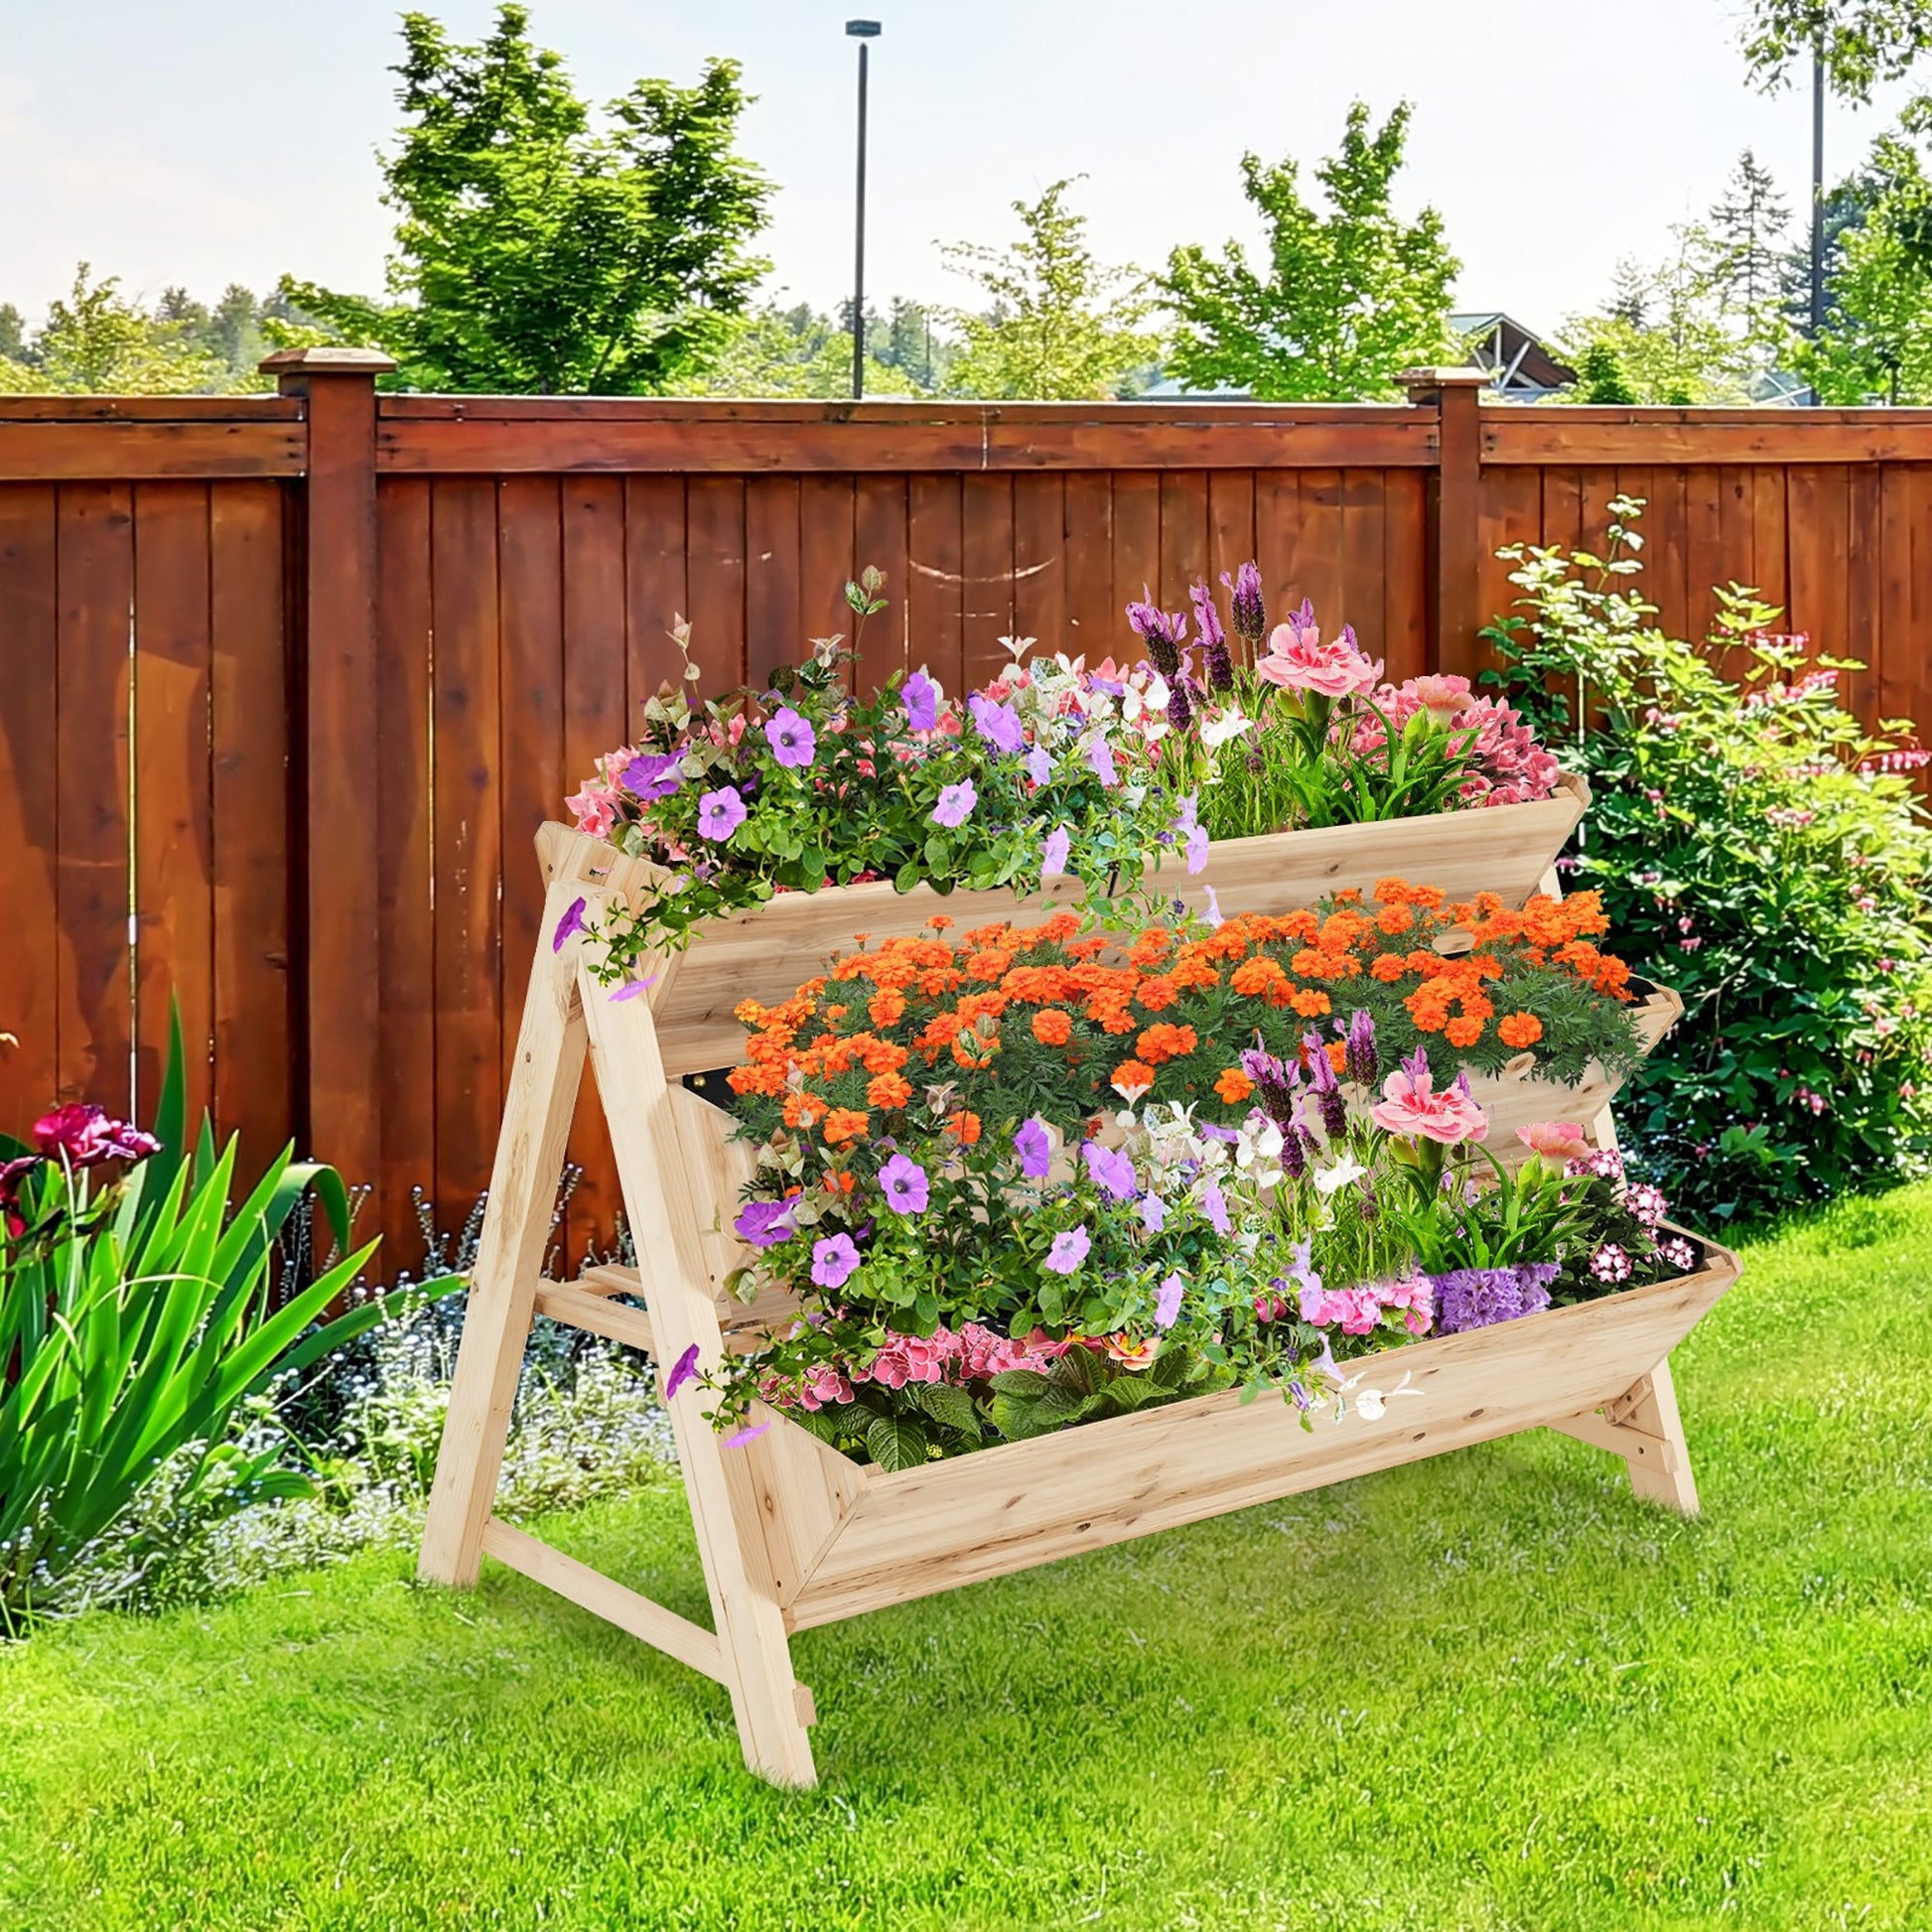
[7,264,224,395]
[1741,0,1932,98]
[940,178,1158,400]
[289,4,771,393]
[1159,102,1458,401]
[0,304,26,362]
[689,303,908,398]
[1708,149,1794,340]
[1556,231,1754,403]
[1577,342,1637,403]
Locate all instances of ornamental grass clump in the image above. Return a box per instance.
[704,897,1690,1468]
[1485,497,1932,1218]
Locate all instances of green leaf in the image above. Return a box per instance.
[864,1413,931,1472]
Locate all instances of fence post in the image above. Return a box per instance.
[258,346,396,1214]
[1400,367,1488,681]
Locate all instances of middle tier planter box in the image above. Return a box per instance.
[417,819,1738,1789]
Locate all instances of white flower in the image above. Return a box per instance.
[1330,1368,1418,1422]
[1311,1153,1368,1197]
[1199,703,1254,750]
[998,633,1036,661]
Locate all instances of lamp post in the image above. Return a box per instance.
[846,20,882,400]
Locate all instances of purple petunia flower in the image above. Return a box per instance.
[811,1233,862,1289]
[1014,1117,1053,1178]
[662,1342,701,1400]
[1044,1226,1091,1275]
[1025,746,1052,786]
[1184,823,1209,875]
[1155,1273,1184,1329]
[609,974,659,1002]
[1140,1191,1167,1233]
[969,693,1026,756]
[1086,735,1119,787]
[552,897,587,953]
[734,1198,796,1248]
[1041,825,1071,877]
[1202,885,1224,930]
[931,780,977,829]
[764,707,817,769]
[723,1421,772,1449]
[1432,1263,1559,1333]
[697,785,748,842]
[902,669,939,733]
[1081,1140,1139,1201]
[1199,1178,1230,1236]
[621,752,686,802]
[879,1152,930,1215]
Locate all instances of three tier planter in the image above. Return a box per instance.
[419,794,1739,1788]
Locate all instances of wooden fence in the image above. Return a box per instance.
[5,349,1932,1273]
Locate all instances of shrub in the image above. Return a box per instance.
[1483,499,1932,1220]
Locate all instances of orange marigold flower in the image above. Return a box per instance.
[1035,910,1082,944]
[824,1171,857,1194]
[1370,952,1408,983]
[1325,1039,1348,1075]
[866,1070,913,1108]
[869,990,906,1028]
[1409,1001,1449,1034]
[1110,1059,1156,1098]
[1445,1016,1484,1048]
[1377,902,1415,935]
[1136,974,1177,1012]
[1088,1002,1139,1035]
[1497,1012,1544,1049]
[1135,1022,1198,1065]
[1290,989,1331,1019]
[1230,957,1289,999]
[782,1091,830,1129]
[1033,1008,1073,1045]
[927,914,953,929]
[946,1109,982,1145]
[822,1107,870,1147]
[1214,1068,1254,1104]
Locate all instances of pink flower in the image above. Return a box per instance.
[1256,621,1382,699]
[1369,1051,1487,1146]
[1407,673,1472,724]
[566,782,620,839]
[1517,1120,1590,1164]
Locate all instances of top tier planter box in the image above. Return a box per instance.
[417,799,1737,1790]
[601,771,1591,1076]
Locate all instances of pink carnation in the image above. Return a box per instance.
[1517,1120,1591,1164]
[1257,621,1382,699]
[1369,1052,1488,1146]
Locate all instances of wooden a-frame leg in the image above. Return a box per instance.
[581,961,818,1788]
[419,894,590,1587]
[1611,1358,1700,1514]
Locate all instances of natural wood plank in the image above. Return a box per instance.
[797,477,856,655]
[0,396,305,423]
[1157,471,1208,612]
[622,475,686,706]
[852,474,909,691]
[1011,473,1067,656]
[685,474,750,695]
[1485,411,1932,465]
[905,473,965,692]
[744,475,802,680]
[960,473,1015,689]
[55,482,134,1115]
[1059,472,1113,658]
[131,482,214,1127]
[1340,469,1388,667]
[1382,467,1431,686]
[0,421,306,481]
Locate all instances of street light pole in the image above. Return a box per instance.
[846,20,882,401]
[1810,32,1826,352]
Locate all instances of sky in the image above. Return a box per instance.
[2,0,1925,337]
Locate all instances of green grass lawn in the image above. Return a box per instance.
[4,1187,1931,1932]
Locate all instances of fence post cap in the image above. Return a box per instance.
[1398,366,1490,401]
[257,345,399,376]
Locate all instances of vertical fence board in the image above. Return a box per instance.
[1844,464,1881,727]
[0,486,62,1123]
[623,476,685,707]
[1012,474,1067,655]
[1476,468,1541,664]
[1751,468,1789,619]
[429,480,503,1232]
[1060,473,1113,655]
[1382,468,1430,685]
[961,474,1015,690]
[207,483,292,1185]
[798,478,857,652]
[852,475,908,688]
[1340,470,1387,663]
[132,483,214,1126]
[1786,465,1849,663]
[906,475,965,690]
[55,483,134,1116]
[1111,470,1160,628]
[1205,471,1257,613]
[1254,470,1303,624]
[374,479,436,1270]
[745,476,803,681]
[1295,470,1345,627]
[1158,472,1209,613]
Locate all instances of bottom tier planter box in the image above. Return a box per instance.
[418,824,1742,1788]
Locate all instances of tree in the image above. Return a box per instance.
[1557,231,1755,404]
[5,264,225,395]
[1707,150,1794,340]
[289,4,771,393]
[688,302,911,398]
[1577,342,1637,403]
[1741,0,1932,99]
[1159,102,1458,401]
[0,304,27,363]
[940,178,1158,400]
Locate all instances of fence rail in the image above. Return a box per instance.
[3,353,1928,1273]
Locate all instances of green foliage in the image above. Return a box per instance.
[687,302,912,399]
[1706,148,1794,343]
[0,1018,389,1624]
[1160,102,1459,401]
[939,178,1158,399]
[1576,341,1637,403]
[0,264,227,396]
[289,4,771,394]
[1740,0,1932,100]
[1483,500,1932,1221]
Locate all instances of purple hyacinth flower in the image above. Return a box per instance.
[931,780,977,829]
[552,897,587,953]
[1025,745,1052,786]
[1155,1273,1184,1329]
[1087,736,1119,787]
[697,785,748,842]
[764,707,817,769]
[1014,1116,1053,1178]
[969,693,1026,756]
[902,669,939,733]
[811,1233,862,1289]
[1081,1140,1138,1202]
[662,1343,701,1401]
[1041,825,1072,877]
[1044,1225,1091,1275]
[734,1198,796,1249]
[621,752,686,802]
[1432,1262,1559,1334]
[878,1152,930,1215]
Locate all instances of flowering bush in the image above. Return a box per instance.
[704,906,1692,1467]
[564,568,1569,986]
[1484,498,1932,1219]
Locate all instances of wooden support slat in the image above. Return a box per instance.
[0,421,307,481]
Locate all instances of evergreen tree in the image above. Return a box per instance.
[1578,342,1637,403]
[0,304,27,363]
[1708,149,1793,338]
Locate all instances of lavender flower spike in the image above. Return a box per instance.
[1189,580,1234,692]
[1304,1032,1347,1142]
[1125,589,1186,681]
[1221,560,1266,649]
[1343,1009,1378,1087]
[1239,1046,1300,1135]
